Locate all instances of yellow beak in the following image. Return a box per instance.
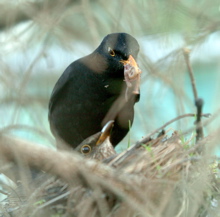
[96,120,114,145]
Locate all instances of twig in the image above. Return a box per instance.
[31,191,71,217]
[0,135,161,217]
[107,113,210,166]
[0,124,54,145]
[134,113,210,148]
[183,48,198,100]
[183,48,205,142]
[0,189,8,195]
[195,98,204,142]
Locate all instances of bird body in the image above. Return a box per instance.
[49,33,141,148]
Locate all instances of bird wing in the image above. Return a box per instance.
[48,65,73,113]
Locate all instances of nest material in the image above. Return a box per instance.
[1,132,218,217]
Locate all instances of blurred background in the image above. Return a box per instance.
[0,0,219,153]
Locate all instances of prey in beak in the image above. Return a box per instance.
[75,121,116,161]
[120,55,142,101]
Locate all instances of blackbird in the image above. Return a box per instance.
[49,33,141,149]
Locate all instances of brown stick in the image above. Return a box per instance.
[0,135,88,183]
[134,113,210,148]
[183,48,204,142]
[183,48,198,100]
[0,135,153,215]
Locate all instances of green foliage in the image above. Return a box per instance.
[34,199,46,206]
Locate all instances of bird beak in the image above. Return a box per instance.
[120,55,139,69]
[120,55,142,81]
[96,120,114,145]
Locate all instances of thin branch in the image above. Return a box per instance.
[0,135,135,190]
[183,48,205,142]
[106,113,210,166]
[135,113,210,148]
[0,124,54,145]
[0,134,159,216]
[182,48,198,100]
[0,135,85,183]
[195,98,204,142]
[0,0,78,30]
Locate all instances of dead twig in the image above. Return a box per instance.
[183,48,205,142]
[133,112,210,149]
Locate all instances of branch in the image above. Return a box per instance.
[134,113,210,148]
[183,48,205,142]
[0,134,152,214]
[0,135,94,183]
[0,134,134,192]
[0,0,78,31]
[183,48,198,100]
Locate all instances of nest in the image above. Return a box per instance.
[0,132,219,217]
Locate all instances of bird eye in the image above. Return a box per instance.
[108,47,115,56]
[81,145,91,154]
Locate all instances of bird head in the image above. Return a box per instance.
[95,33,142,101]
[75,120,116,161]
[96,33,140,76]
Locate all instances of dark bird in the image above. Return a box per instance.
[49,33,141,149]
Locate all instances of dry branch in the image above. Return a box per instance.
[0,0,78,30]
[0,135,110,183]
[0,131,218,217]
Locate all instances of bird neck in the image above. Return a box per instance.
[79,52,108,75]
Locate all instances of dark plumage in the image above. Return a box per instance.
[49,33,141,148]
